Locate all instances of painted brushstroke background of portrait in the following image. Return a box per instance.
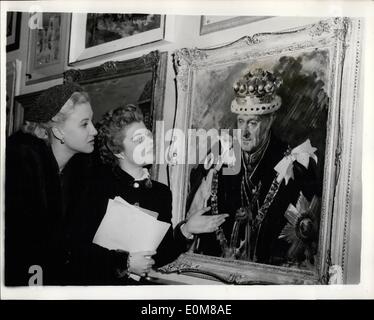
[187,48,330,270]
[190,48,329,182]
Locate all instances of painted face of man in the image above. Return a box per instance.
[120,121,154,167]
[58,102,97,154]
[236,114,274,153]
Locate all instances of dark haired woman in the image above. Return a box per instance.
[72,105,228,285]
[5,83,97,286]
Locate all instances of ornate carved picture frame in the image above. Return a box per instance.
[160,18,362,285]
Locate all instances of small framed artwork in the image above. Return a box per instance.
[6,12,22,52]
[69,13,166,64]
[6,60,23,136]
[26,13,71,85]
[200,16,271,35]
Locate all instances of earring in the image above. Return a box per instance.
[60,138,65,145]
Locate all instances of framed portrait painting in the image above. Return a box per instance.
[160,18,362,285]
[69,13,166,64]
[200,15,271,35]
[26,13,70,85]
[6,12,21,52]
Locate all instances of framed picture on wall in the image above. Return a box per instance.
[69,13,166,64]
[161,18,362,285]
[6,60,23,136]
[26,13,70,85]
[200,16,271,35]
[6,12,21,52]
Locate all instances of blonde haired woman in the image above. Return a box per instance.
[5,83,97,285]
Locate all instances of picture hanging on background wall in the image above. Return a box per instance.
[6,12,21,52]
[86,14,162,47]
[69,13,166,64]
[200,15,271,35]
[6,60,22,136]
[26,12,70,85]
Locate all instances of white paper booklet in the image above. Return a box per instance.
[93,197,170,253]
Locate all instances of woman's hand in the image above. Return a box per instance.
[184,207,229,234]
[127,251,156,277]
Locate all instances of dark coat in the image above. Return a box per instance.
[189,134,320,265]
[4,131,93,286]
[70,165,187,285]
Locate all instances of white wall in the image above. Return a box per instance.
[6,14,362,284]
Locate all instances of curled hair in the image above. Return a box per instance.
[22,91,90,144]
[96,104,144,166]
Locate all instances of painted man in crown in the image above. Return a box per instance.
[186,68,321,267]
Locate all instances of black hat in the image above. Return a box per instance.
[25,82,84,122]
